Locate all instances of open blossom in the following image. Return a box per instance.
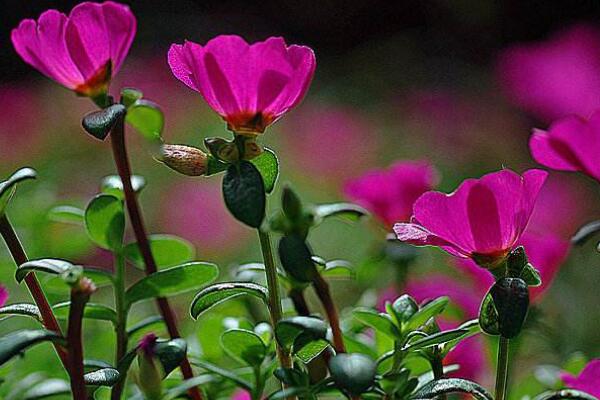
[0,285,8,307]
[394,169,547,267]
[11,1,136,97]
[497,24,600,121]
[168,35,316,134]
[345,161,438,226]
[560,359,600,397]
[530,111,600,182]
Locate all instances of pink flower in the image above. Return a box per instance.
[560,359,600,397]
[11,1,136,97]
[530,111,600,182]
[0,285,8,307]
[497,24,600,121]
[345,161,439,227]
[138,333,158,357]
[231,390,252,400]
[394,169,548,267]
[168,35,316,134]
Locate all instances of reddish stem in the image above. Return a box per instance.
[0,214,70,368]
[67,284,92,400]
[109,116,203,400]
[312,274,346,354]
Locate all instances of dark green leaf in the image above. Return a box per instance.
[0,168,37,215]
[82,104,126,141]
[412,378,493,400]
[268,387,312,400]
[533,390,599,400]
[206,155,229,176]
[572,220,600,245]
[403,328,469,351]
[127,316,164,337]
[521,263,542,287]
[278,235,318,283]
[221,328,267,366]
[490,277,529,338]
[193,359,252,391]
[126,262,218,306]
[329,353,377,396]
[222,161,265,228]
[391,294,419,323]
[251,148,279,194]
[16,258,81,284]
[312,202,369,222]
[353,309,400,339]
[121,87,143,108]
[84,359,113,369]
[52,302,116,323]
[21,379,70,399]
[47,205,85,225]
[85,194,125,251]
[0,330,65,365]
[101,175,146,199]
[275,316,328,350]
[162,375,214,400]
[0,303,41,322]
[125,99,164,141]
[155,338,187,375]
[405,296,449,331]
[282,186,303,221]
[84,368,120,386]
[124,234,195,270]
[479,292,500,336]
[191,282,268,319]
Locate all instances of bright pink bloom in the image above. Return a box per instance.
[11,1,136,97]
[345,161,438,227]
[394,169,548,266]
[497,24,600,121]
[138,333,158,357]
[168,35,316,133]
[560,359,600,397]
[530,111,600,182]
[231,390,251,400]
[0,285,8,307]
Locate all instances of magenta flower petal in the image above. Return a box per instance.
[231,390,252,400]
[345,161,438,226]
[396,169,547,264]
[11,1,136,96]
[530,112,600,182]
[168,35,315,133]
[0,285,7,307]
[560,359,600,397]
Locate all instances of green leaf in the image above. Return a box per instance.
[52,302,116,323]
[403,328,469,351]
[126,262,218,306]
[0,168,37,216]
[124,234,195,270]
[190,282,268,319]
[127,316,164,337]
[0,330,65,365]
[275,316,328,351]
[282,186,304,222]
[154,338,187,375]
[193,359,253,391]
[278,235,318,283]
[47,205,85,225]
[206,155,229,176]
[329,353,377,396]
[21,379,70,399]
[405,296,449,331]
[412,378,493,400]
[321,260,355,280]
[391,294,419,323]
[479,292,500,336]
[441,319,481,353]
[250,148,279,194]
[16,258,81,284]
[572,220,600,245]
[221,328,267,366]
[121,87,143,108]
[101,175,146,199]
[353,309,400,339]
[0,303,41,322]
[82,104,126,141]
[85,194,125,251]
[312,202,369,222]
[521,263,542,287]
[295,338,329,363]
[533,390,599,400]
[84,368,120,386]
[84,359,114,369]
[125,99,164,141]
[222,161,266,228]
[162,375,214,400]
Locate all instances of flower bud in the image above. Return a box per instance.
[159,144,208,176]
[135,333,163,400]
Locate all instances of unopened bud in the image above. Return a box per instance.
[159,144,208,176]
[135,333,163,400]
[73,276,97,296]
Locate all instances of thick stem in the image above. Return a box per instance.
[257,229,292,369]
[111,252,128,400]
[495,336,510,400]
[312,274,345,354]
[109,116,202,400]
[289,288,310,316]
[68,286,90,400]
[0,215,70,369]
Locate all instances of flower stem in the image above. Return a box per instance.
[312,274,346,354]
[109,116,203,400]
[495,336,510,400]
[257,229,292,369]
[68,282,93,400]
[0,214,70,369]
[111,252,128,400]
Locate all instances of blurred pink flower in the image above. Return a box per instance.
[497,24,600,121]
[0,285,8,307]
[394,169,547,266]
[0,85,43,162]
[158,180,249,255]
[168,35,316,133]
[283,105,379,186]
[11,1,136,97]
[560,359,600,397]
[231,390,251,400]
[345,161,438,227]
[530,111,600,182]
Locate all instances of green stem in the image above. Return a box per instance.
[495,336,510,400]
[257,229,291,370]
[111,252,128,400]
